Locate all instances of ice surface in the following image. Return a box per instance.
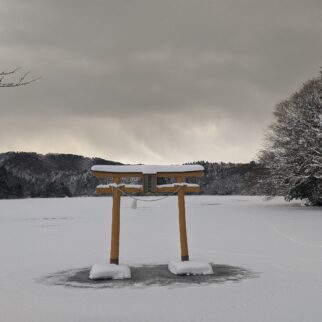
[91,164,204,174]
[168,261,213,275]
[89,264,131,280]
[1,196,322,322]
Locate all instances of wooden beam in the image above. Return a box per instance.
[97,185,199,194]
[156,185,200,194]
[92,171,144,179]
[96,185,143,195]
[157,171,203,178]
[92,170,203,179]
[110,178,121,264]
[176,177,189,261]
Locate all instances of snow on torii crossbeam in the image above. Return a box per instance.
[91,164,203,267]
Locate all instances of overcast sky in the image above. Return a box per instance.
[0,0,321,164]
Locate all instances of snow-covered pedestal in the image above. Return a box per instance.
[168,261,213,275]
[89,264,131,280]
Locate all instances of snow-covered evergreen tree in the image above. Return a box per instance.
[259,72,322,206]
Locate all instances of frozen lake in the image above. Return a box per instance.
[0,196,321,322]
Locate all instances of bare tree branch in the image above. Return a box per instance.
[0,67,41,87]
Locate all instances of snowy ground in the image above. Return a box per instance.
[0,196,322,322]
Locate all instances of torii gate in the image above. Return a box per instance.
[92,164,203,264]
[90,164,213,279]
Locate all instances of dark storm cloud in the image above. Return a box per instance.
[0,0,321,163]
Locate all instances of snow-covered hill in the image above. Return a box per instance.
[0,152,121,198]
[0,152,266,199]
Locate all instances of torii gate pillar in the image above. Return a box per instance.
[177,176,189,261]
[110,177,121,264]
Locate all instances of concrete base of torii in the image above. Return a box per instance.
[168,261,213,275]
[89,263,131,280]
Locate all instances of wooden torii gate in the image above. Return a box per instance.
[91,164,204,265]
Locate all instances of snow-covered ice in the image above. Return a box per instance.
[0,196,322,322]
[168,261,213,275]
[89,264,131,280]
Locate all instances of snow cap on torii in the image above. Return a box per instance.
[91,164,204,176]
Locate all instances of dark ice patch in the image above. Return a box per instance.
[40,263,258,289]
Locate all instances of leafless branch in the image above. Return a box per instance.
[0,67,41,87]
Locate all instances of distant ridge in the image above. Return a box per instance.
[0,152,266,199]
[0,152,121,199]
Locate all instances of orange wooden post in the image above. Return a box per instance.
[176,177,189,261]
[110,177,121,264]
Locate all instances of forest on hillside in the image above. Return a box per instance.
[0,152,267,199]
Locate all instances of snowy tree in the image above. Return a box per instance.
[259,72,322,206]
[0,67,39,87]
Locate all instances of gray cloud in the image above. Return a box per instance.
[0,0,321,163]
